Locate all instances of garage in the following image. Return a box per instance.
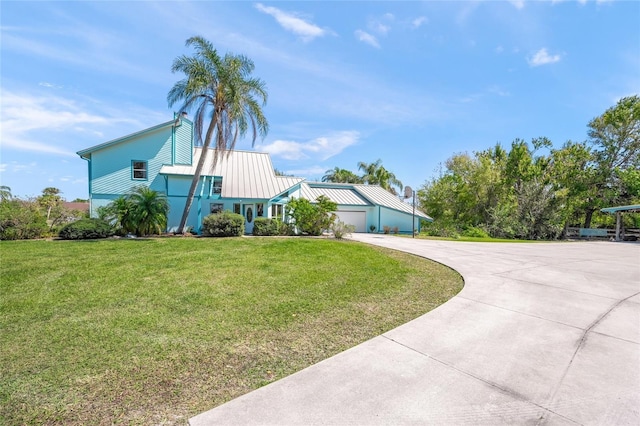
[334,210,366,233]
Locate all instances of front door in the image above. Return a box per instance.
[243,204,254,234]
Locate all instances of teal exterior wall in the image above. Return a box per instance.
[84,120,193,227]
[90,126,171,196]
[379,207,420,234]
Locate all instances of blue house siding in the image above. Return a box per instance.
[90,126,171,195]
[379,206,420,234]
[174,120,193,164]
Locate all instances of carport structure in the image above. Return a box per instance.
[601,204,640,241]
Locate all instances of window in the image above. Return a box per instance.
[233,203,241,215]
[213,178,222,194]
[210,203,224,214]
[271,204,283,220]
[132,161,147,180]
[257,204,264,217]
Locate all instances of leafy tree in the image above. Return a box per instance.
[582,95,640,227]
[0,198,47,240]
[37,187,63,222]
[357,159,403,194]
[168,36,269,234]
[128,186,169,236]
[286,195,337,236]
[322,167,363,184]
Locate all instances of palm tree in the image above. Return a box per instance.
[128,186,169,236]
[101,196,136,235]
[0,186,12,201]
[322,167,363,183]
[357,159,403,194]
[168,36,269,234]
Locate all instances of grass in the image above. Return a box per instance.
[0,237,462,425]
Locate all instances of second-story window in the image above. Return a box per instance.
[132,161,147,180]
[213,178,222,194]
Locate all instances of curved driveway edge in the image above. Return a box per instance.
[190,235,640,425]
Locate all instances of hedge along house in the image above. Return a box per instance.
[77,116,432,234]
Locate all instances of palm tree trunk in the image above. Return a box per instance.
[177,113,218,234]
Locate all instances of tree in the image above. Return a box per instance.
[322,167,363,183]
[357,159,403,194]
[582,95,640,227]
[0,186,12,201]
[168,36,269,234]
[99,196,136,235]
[38,187,63,221]
[286,195,337,236]
[128,186,169,236]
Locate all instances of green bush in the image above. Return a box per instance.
[286,196,337,236]
[202,211,245,237]
[0,199,48,240]
[58,218,114,240]
[252,218,293,236]
[461,226,490,238]
[330,221,356,239]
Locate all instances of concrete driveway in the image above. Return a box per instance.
[191,236,640,425]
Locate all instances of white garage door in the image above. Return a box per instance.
[334,211,366,233]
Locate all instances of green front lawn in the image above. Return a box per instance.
[1,237,462,425]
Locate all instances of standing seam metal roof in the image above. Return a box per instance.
[159,149,303,199]
[301,182,432,220]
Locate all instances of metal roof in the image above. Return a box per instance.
[160,149,304,199]
[600,204,640,214]
[300,183,370,206]
[352,184,432,220]
[301,182,433,221]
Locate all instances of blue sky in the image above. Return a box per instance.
[1,0,638,201]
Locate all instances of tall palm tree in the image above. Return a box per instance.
[128,186,169,236]
[357,159,403,194]
[322,167,363,183]
[168,36,269,234]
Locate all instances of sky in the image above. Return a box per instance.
[1,0,639,202]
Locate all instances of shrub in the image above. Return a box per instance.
[461,226,490,238]
[0,199,48,240]
[202,211,244,237]
[331,221,356,239]
[369,225,376,233]
[286,196,337,236]
[383,225,391,234]
[252,218,293,236]
[58,218,114,240]
[392,226,399,234]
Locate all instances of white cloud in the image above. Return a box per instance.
[354,30,380,48]
[0,161,38,174]
[259,131,360,161]
[0,89,142,156]
[412,16,428,29]
[509,0,525,9]
[38,82,62,89]
[528,48,562,67]
[255,3,328,41]
[495,45,504,54]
